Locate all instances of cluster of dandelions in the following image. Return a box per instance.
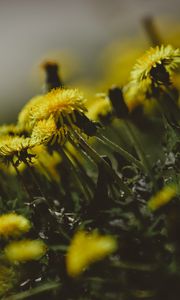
[0,213,47,262]
[0,184,177,297]
[83,45,180,115]
[0,45,179,180]
[0,212,46,296]
[0,212,117,296]
[0,44,180,297]
[0,88,92,184]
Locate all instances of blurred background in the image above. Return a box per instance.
[0,0,179,122]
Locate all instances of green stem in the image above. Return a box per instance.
[68,135,95,165]
[58,147,91,202]
[96,133,143,171]
[72,131,131,196]
[11,160,32,201]
[65,148,93,200]
[124,121,153,176]
[112,259,157,271]
[5,282,61,300]
[65,143,96,192]
[156,87,180,132]
[25,161,48,202]
[163,85,179,105]
[0,172,11,207]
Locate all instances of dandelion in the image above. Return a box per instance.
[30,115,68,146]
[124,45,180,111]
[18,88,88,139]
[29,88,86,129]
[130,45,180,85]
[18,95,45,132]
[4,239,47,263]
[147,184,177,211]
[0,124,22,136]
[87,96,112,122]
[0,213,31,237]
[0,136,34,165]
[31,116,57,145]
[66,230,117,277]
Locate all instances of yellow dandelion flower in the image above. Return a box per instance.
[31,116,57,145]
[30,115,68,146]
[87,96,112,121]
[147,185,177,211]
[18,95,45,131]
[66,230,117,277]
[4,239,47,263]
[131,45,180,84]
[0,135,34,164]
[0,261,16,296]
[29,88,86,128]
[0,213,31,237]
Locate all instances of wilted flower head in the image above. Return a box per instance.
[148,184,177,211]
[66,230,117,277]
[4,239,47,263]
[0,213,31,238]
[130,45,180,85]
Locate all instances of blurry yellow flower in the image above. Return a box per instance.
[0,158,26,176]
[18,95,45,132]
[5,240,47,263]
[0,124,22,136]
[130,45,180,84]
[32,145,61,182]
[148,185,177,211]
[124,81,153,112]
[66,231,117,277]
[0,213,31,238]
[87,96,112,121]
